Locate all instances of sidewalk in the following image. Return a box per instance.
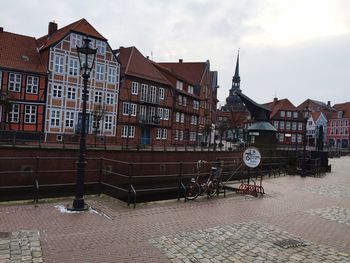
[1,156,350,262]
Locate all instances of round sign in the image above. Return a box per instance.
[243,147,261,168]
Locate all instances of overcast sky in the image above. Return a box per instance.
[1,0,349,107]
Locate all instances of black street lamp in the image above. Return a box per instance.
[69,38,97,211]
[302,105,311,176]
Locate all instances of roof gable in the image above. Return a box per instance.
[38,18,106,50]
[264,98,298,118]
[158,62,207,85]
[117,47,171,86]
[0,31,47,74]
[333,102,350,118]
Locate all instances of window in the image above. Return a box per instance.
[106,93,114,105]
[70,33,82,48]
[280,121,285,130]
[157,108,163,120]
[121,125,135,138]
[140,84,148,101]
[150,86,157,103]
[52,85,63,98]
[104,115,113,130]
[297,134,302,143]
[96,40,106,54]
[292,122,297,130]
[190,132,197,141]
[96,64,104,81]
[280,111,285,117]
[9,104,19,123]
[92,115,101,133]
[94,91,103,103]
[131,82,139,95]
[286,122,291,130]
[163,109,169,120]
[174,130,179,141]
[178,95,182,105]
[156,128,167,140]
[191,115,198,125]
[69,58,79,76]
[26,76,39,94]
[139,105,147,121]
[193,100,199,110]
[183,96,187,106]
[180,113,185,123]
[298,122,303,131]
[65,111,75,128]
[273,121,279,129]
[122,102,137,116]
[176,80,183,90]
[179,130,184,141]
[175,112,180,122]
[293,112,298,118]
[279,133,284,142]
[50,109,61,127]
[81,90,89,101]
[8,73,21,92]
[108,67,117,83]
[287,111,292,118]
[291,134,296,143]
[159,87,165,100]
[24,105,37,124]
[54,55,64,74]
[188,85,194,94]
[67,87,76,100]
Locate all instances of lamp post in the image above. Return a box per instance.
[70,38,97,211]
[302,106,311,176]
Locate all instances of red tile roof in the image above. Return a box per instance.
[311,111,321,121]
[117,46,171,86]
[333,102,350,118]
[263,98,298,118]
[0,31,47,74]
[158,61,208,85]
[38,18,106,50]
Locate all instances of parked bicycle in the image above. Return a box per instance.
[185,160,223,201]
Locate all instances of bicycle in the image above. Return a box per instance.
[185,160,223,201]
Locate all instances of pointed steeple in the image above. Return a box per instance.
[231,49,241,93]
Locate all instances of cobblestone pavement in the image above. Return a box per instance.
[150,221,350,263]
[0,156,349,262]
[307,206,350,226]
[0,230,43,263]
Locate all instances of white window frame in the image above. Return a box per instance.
[140,84,148,101]
[174,130,179,141]
[65,111,75,128]
[131,82,139,95]
[122,102,137,116]
[96,64,104,81]
[157,108,164,120]
[176,80,183,90]
[106,93,114,105]
[298,122,303,131]
[188,85,194,94]
[69,58,79,76]
[179,130,184,141]
[180,113,185,123]
[273,121,279,129]
[104,115,113,130]
[8,73,21,92]
[163,109,169,120]
[67,87,76,100]
[54,54,65,74]
[287,111,292,118]
[280,111,285,117]
[70,33,82,48]
[286,122,291,130]
[24,105,37,124]
[292,122,297,130]
[183,96,187,106]
[280,121,285,130]
[150,86,157,103]
[293,112,298,118]
[178,95,182,105]
[94,91,103,103]
[108,66,117,83]
[50,109,61,127]
[96,40,106,54]
[9,104,20,123]
[297,134,302,143]
[52,84,63,98]
[159,87,165,100]
[26,76,39,94]
[175,112,180,122]
[122,125,135,138]
[279,133,284,142]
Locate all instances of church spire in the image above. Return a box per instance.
[231,49,241,93]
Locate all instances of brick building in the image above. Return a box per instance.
[0,28,47,140]
[116,46,172,148]
[327,102,350,150]
[264,98,305,147]
[37,19,120,144]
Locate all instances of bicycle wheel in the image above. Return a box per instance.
[185,182,201,200]
[207,180,218,197]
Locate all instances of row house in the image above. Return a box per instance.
[115,46,172,147]
[327,102,350,149]
[306,112,327,147]
[158,60,217,146]
[37,20,120,143]
[264,98,305,146]
[153,62,201,146]
[0,28,47,139]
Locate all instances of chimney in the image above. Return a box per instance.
[48,22,57,36]
[179,59,183,63]
[0,27,3,33]
[273,97,278,103]
[327,101,331,107]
